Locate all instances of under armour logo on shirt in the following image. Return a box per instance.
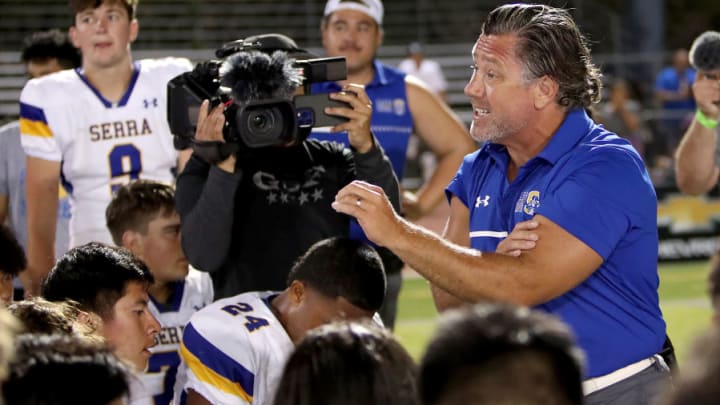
[143,98,158,108]
[475,195,491,207]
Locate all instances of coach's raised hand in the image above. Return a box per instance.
[332,180,404,247]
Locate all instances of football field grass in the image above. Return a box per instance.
[394,261,713,366]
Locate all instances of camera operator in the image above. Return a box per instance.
[174,34,400,299]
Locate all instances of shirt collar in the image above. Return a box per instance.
[368,59,390,87]
[536,108,594,164]
[479,108,593,167]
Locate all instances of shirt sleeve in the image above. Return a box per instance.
[180,318,255,405]
[19,79,63,162]
[175,155,243,272]
[536,145,656,259]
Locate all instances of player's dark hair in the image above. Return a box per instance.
[274,321,418,405]
[20,29,81,69]
[3,333,130,405]
[106,180,177,246]
[41,242,153,321]
[420,303,585,405]
[69,0,138,21]
[0,224,26,277]
[287,237,386,312]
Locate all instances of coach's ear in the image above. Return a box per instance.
[288,280,306,305]
[533,75,559,110]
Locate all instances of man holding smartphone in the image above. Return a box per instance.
[175,33,400,300]
[675,30,720,195]
[312,0,476,329]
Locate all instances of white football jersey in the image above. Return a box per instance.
[143,269,213,405]
[128,373,153,405]
[19,58,192,247]
[178,291,294,405]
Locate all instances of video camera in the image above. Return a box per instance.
[167,33,349,150]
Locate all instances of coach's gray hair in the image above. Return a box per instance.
[481,3,602,110]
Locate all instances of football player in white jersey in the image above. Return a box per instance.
[106,179,214,405]
[19,0,192,296]
[178,237,387,405]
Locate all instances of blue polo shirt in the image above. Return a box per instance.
[446,109,666,378]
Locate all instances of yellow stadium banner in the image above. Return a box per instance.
[657,186,720,261]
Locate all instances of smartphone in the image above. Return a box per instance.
[294,93,351,128]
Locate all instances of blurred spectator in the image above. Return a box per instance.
[0,29,79,299]
[3,333,131,405]
[106,179,214,404]
[19,0,192,296]
[273,321,418,405]
[0,224,26,307]
[177,237,386,405]
[674,31,720,195]
[598,78,650,158]
[398,41,448,101]
[654,48,696,157]
[419,303,584,405]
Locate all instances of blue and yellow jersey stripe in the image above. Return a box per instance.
[19,102,53,138]
[180,323,255,402]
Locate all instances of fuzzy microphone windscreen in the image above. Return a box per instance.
[690,31,720,71]
[219,50,304,105]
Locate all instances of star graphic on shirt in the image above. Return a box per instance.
[298,191,309,205]
[280,192,289,204]
[312,188,323,201]
[267,192,278,204]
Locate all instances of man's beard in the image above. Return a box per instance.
[470,116,526,144]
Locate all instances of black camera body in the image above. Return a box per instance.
[167,36,349,149]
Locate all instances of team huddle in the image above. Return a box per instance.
[8,0,720,404]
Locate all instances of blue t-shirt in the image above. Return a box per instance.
[446,109,666,378]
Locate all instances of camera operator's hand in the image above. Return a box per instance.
[327,84,375,154]
[195,99,236,172]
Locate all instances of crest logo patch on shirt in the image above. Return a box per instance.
[522,190,541,215]
[392,98,407,116]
